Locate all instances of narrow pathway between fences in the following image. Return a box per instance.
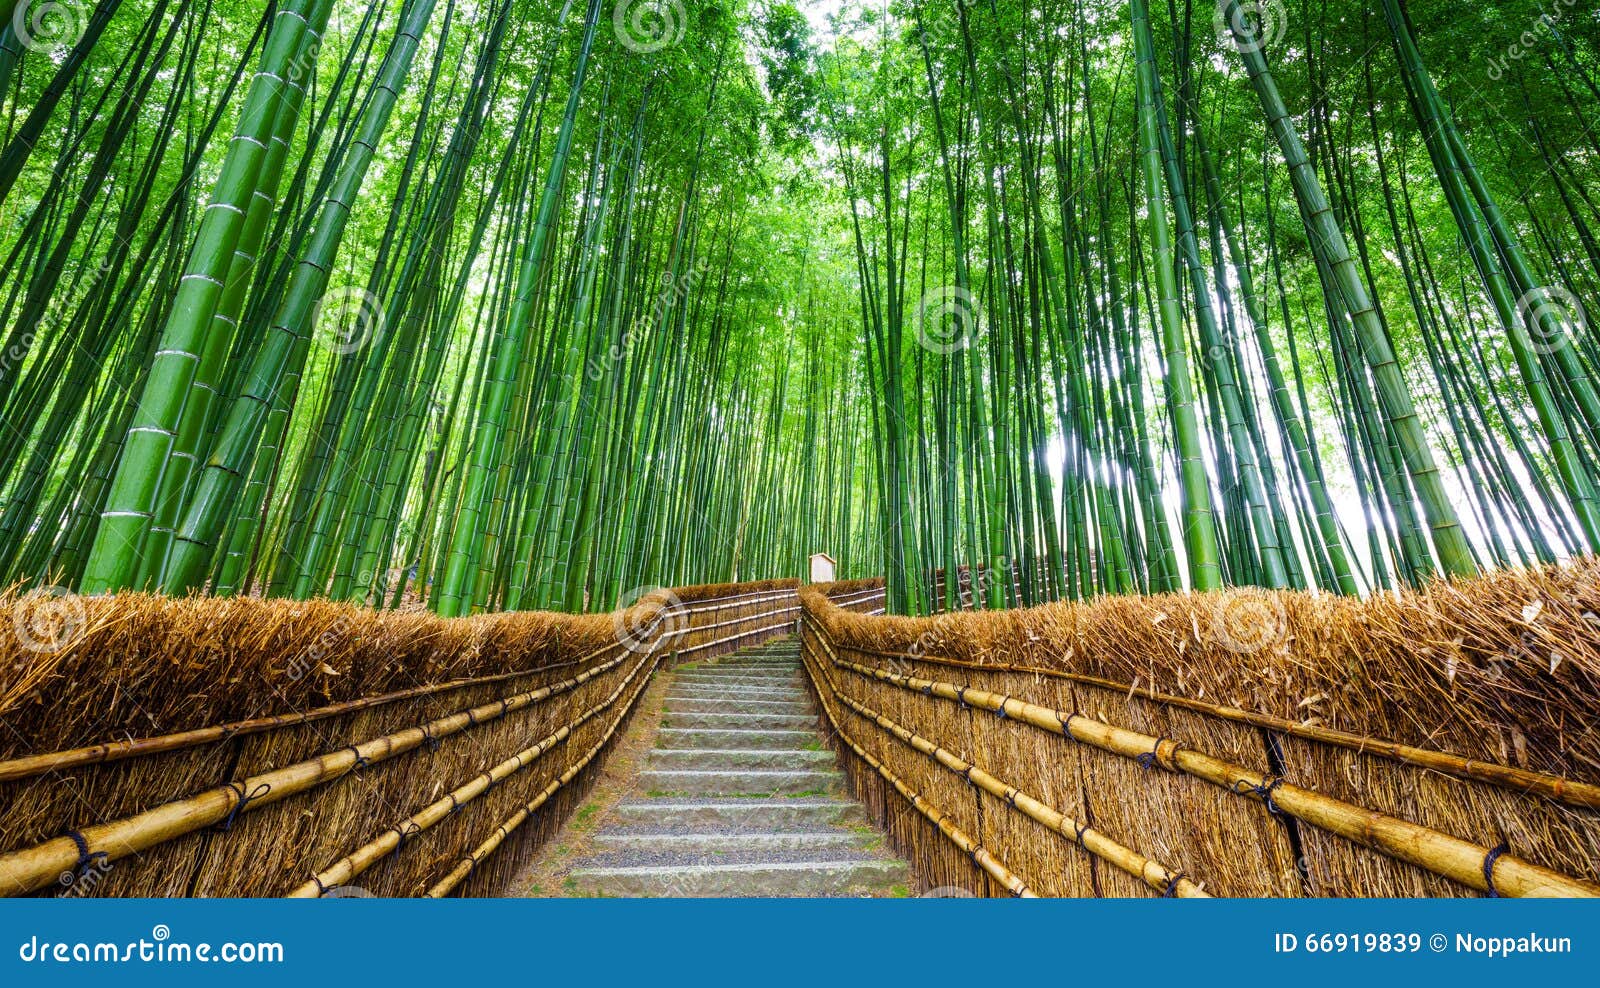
[512,637,913,896]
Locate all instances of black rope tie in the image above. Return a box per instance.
[994,697,1011,719]
[1162,872,1186,897]
[921,684,933,697]
[420,726,441,754]
[1230,776,1286,816]
[392,822,421,855]
[1482,841,1510,898]
[1137,736,1172,771]
[1005,788,1019,808]
[956,686,970,710]
[61,829,106,887]
[215,782,271,833]
[465,709,479,728]
[1073,822,1090,850]
[1059,711,1079,742]
[447,793,462,815]
[311,875,330,896]
[344,745,371,771]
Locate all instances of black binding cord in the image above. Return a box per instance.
[215,782,272,832]
[1230,776,1286,816]
[61,829,107,887]
[1482,841,1510,898]
[1136,736,1172,771]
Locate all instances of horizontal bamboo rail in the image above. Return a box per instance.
[799,637,1034,897]
[0,649,640,896]
[424,653,666,896]
[678,604,800,638]
[0,650,620,785]
[807,628,1207,897]
[0,601,730,785]
[673,588,799,609]
[811,624,1598,898]
[834,640,1600,811]
[0,590,786,785]
[290,638,663,896]
[674,616,802,657]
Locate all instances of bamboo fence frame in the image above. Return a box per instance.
[0,651,633,895]
[806,618,1597,898]
[833,641,1600,811]
[806,629,1207,897]
[424,649,666,896]
[799,638,1035,898]
[0,593,785,785]
[0,584,803,897]
[0,649,613,785]
[289,631,665,896]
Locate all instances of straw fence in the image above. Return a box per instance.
[801,561,1600,897]
[0,579,801,897]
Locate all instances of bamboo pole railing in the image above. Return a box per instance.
[0,645,624,785]
[290,632,666,896]
[0,648,642,896]
[424,651,667,896]
[799,628,1034,897]
[809,621,1597,898]
[1,584,805,897]
[833,640,1600,811]
[806,626,1207,897]
[0,592,795,786]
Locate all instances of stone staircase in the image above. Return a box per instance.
[565,638,911,896]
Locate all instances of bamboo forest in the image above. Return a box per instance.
[1,0,1597,618]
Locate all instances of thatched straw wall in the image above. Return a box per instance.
[0,580,800,897]
[801,562,1600,897]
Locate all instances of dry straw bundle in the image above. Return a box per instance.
[801,561,1600,897]
[0,581,799,897]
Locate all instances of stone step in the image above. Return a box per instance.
[646,748,833,770]
[672,674,800,687]
[589,832,871,854]
[663,697,810,715]
[639,768,841,795]
[656,728,816,750]
[675,665,800,681]
[610,799,866,829]
[662,711,814,730]
[570,859,907,897]
[665,685,807,701]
